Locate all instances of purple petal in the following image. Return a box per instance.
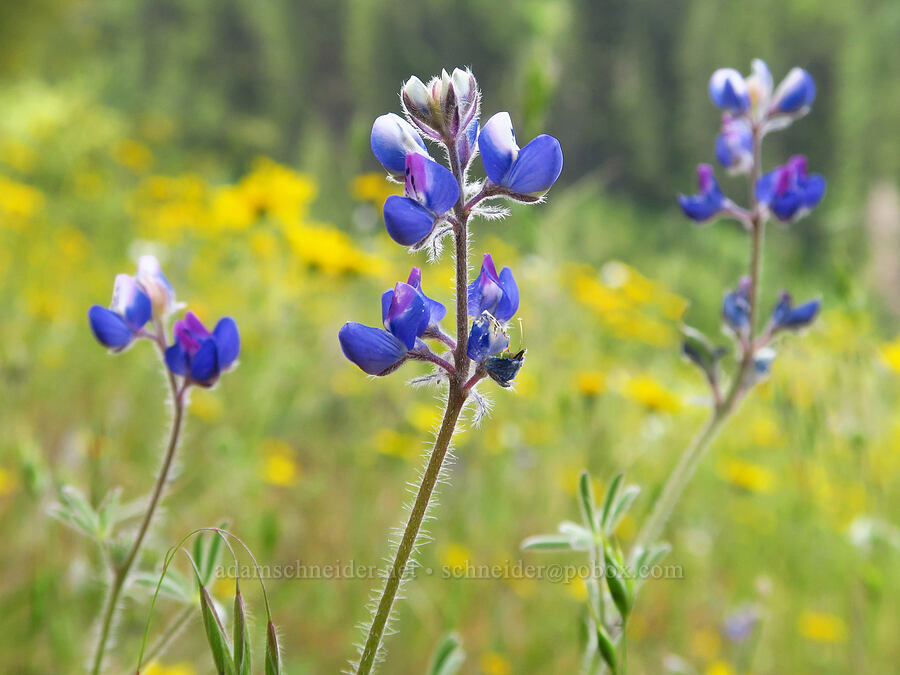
[164,342,189,375]
[504,134,563,195]
[383,282,428,349]
[478,112,518,185]
[495,266,520,322]
[190,339,219,385]
[338,322,409,375]
[383,195,437,245]
[213,317,240,369]
[88,305,133,350]
[404,154,459,214]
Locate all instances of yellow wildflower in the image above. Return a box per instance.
[797,610,847,643]
[143,663,196,675]
[690,627,721,660]
[351,172,401,209]
[880,338,900,376]
[622,375,682,413]
[0,138,38,172]
[260,439,301,487]
[441,543,472,571]
[0,468,17,497]
[480,652,511,675]
[705,661,736,675]
[112,139,154,172]
[0,175,44,222]
[189,389,224,422]
[407,403,441,433]
[373,429,418,459]
[718,460,775,493]
[575,370,607,396]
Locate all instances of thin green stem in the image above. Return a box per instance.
[89,336,185,675]
[355,135,472,674]
[141,605,193,665]
[632,122,766,556]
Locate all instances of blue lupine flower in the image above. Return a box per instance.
[340,280,433,375]
[723,277,751,336]
[752,348,776,381]
[370,113,430,175]
[88,274,152,352]
[755,155,826,222]
[770,291,821,331]
[136,254,177,317]
[715,114,753,174]
[456,118,479,170]
[382,153,459,245]
[485,349,526,387]
[164,311,240,387]
[467,254,519,322]
[478,112,563,197]
[708,68,751,115]
[383,267,446,330]
[678,164,730,223]
[769,67,816,115]
[466,311,510,363]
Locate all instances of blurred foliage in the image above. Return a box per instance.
[1,1,899,674]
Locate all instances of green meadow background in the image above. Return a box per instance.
[1,1,899,673]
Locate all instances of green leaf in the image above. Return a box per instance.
[132,568,194,604]
[596,623,618,674]
[604,548,632,620]
[49,485,100,539]
[520,534,576,551]
[426,631,465,675]
[600,473,624,532]
[265,620,282,675]
[200,585,236,675]
[233,582,251,675]
[578,471,599,535]
[681,325,728,384]
[606,485,641,535]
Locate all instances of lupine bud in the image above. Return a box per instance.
[382,153,459,246]
[678,164,730,223]
[401,76,435,135]
[755,155,826,222]
[715,115,753,174]
[751,347,776,382]
[467,253,519,322]
[770,291,821,332]
[136,255,177,318]
[164,311,241,387]
[722,277,752,337]
[745,59,773,111]
[466,311,509,363]
[370,113,430,175]
[88,274,152,352]
[485,349,526,387]
[456,118,479,170]
[401,68,480,140]
[478,112,563,198]
[770,67,816,115]
[708,68,751,115]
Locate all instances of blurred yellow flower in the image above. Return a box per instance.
[0,138,37,173]
[705,661,736,675]
[0,468,17,497]
[690,627,721,660]
[260,439,301,487]
[566,575,589,602]
[575,370,607,396]
[351,172,401,209]
[407,403,441,433]
[73,171,106,201]
[143,663,196,675]
[480,651,511,675]
[113,139,154,172]
[189,389,224,422]
[880,338,900,376]
[797,610,847,643]
[441,543,472,571]
[373,429,418,459]
[0,175,44,223]
[284,222,386,278]
[622,375,682,413]
[748,413,785,448]
[718,459,775,493]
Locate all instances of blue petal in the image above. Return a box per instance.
[803,174,826,209]
[88,306,133,349]
[338,322,408,375]
[124,288,152,332]
[772,68,816,113]
[678,194,720,222]
[405,154,459,214]
[370,113,428,174]
[478,112,518,185]
[164,342,189,376]
[381,289,394,323]
[504,134,563,195]
[456,118,479,168]
[494,266,520,322]
[466,313,509,363]
[784,299,821,328]
[383,195,437,245]
[213,317,240,369]
[190,339,220,384]
[754,170,777,206]
[770,192,802,221]
[383,282,428,349]
[709,68,750,113]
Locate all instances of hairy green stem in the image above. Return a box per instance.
[355,136,471,674]
[89,336,185,675]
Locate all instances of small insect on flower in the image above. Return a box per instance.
[678,164,732,224]
[382,153,459,246]
[478,112,563,199]
[484,349,526,388]
[755,155,826,223]
[88,274,152,352]
[164,311,241,387]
